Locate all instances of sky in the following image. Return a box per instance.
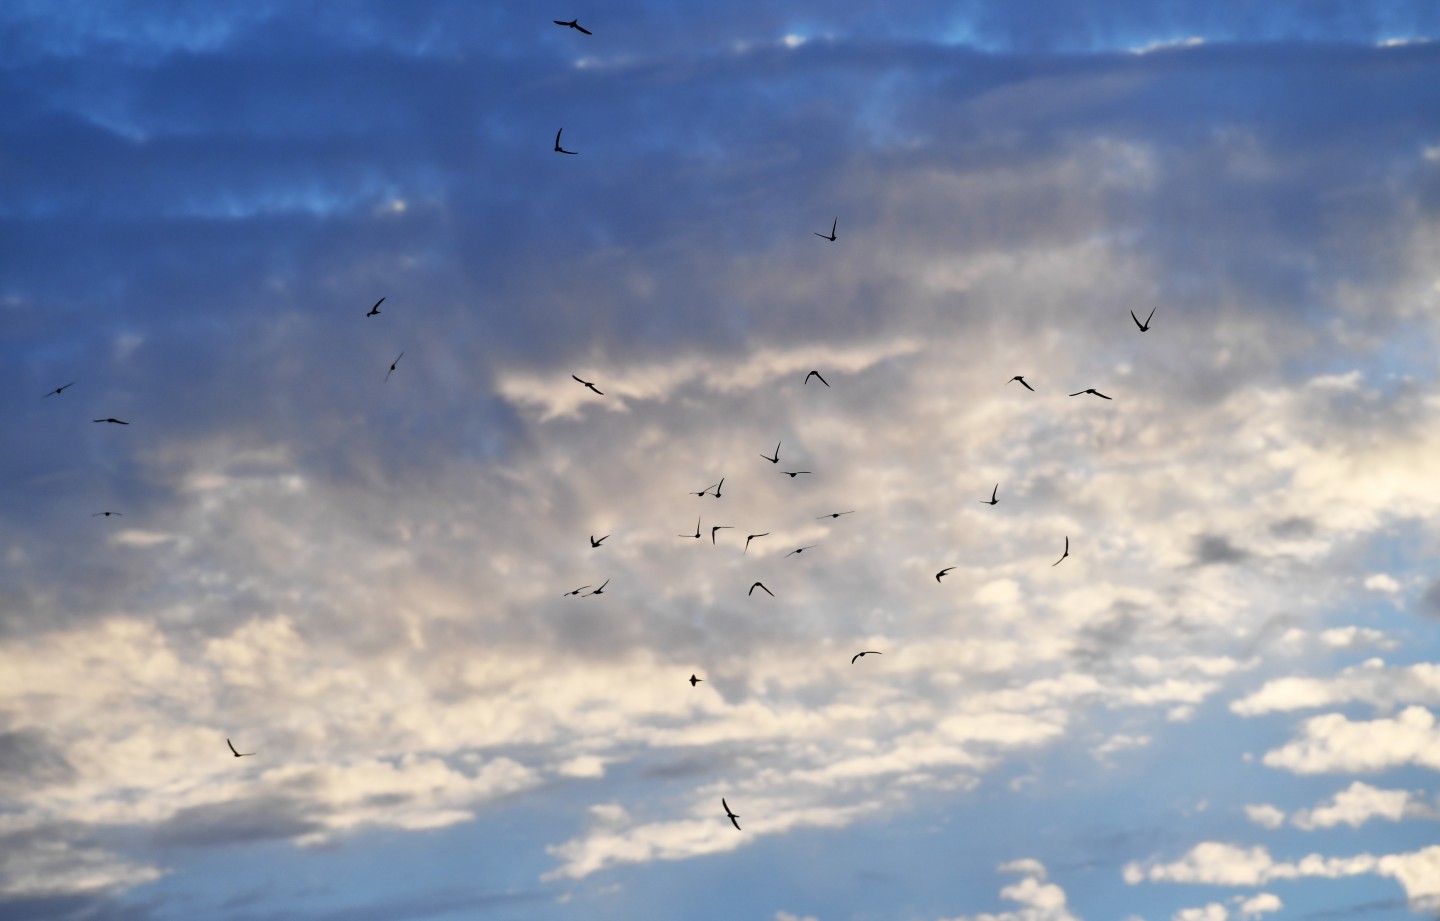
[4,2,1440,920]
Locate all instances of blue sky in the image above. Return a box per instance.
[5,3,1440,920]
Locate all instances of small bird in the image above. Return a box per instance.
[781,471,812,478]
[554,128,578,155]
[935,567,954,583]
[981,484,998,506]
[572,374,603,395]
[553,18,593,34]
[712,478,725,499]
[760,442,781,464]
[564,585,591,596]
[1069,388,1112,400]
[227,738,255,758]
[587,579,609,596]
[690,484,718,497]
[590,535,609,548]
[749,581,774,597]
[816,510,854,520]
[42,382,75,398]
[91,511,122,518]
[385,352,404,382]
[689,674,702,686]
[785,545,816,557]
[711,525,733,545]
[1007,376,1035,391]
[1052,536,1069,567]
[814,218,837,242]
[723,798,741,830]
[366,297,384,317]
[744,532,769,554]
[1131,307,1155,332]
[851,651,882,664]
[92,418,129,425]
[680,516,702,539]
[804,370,829,387]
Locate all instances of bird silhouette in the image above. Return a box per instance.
[711,525,733,545]
[785,545,816,558]
[981,484,998,506]
[690,483,718,497]
[554,128,578,154]
[385,352,404,382]
[42,382,75,398]
[553,18,592,34]
[680,516,702,539]
[816,510,854,520]
[590,535,609,548]
[804,370,829,387]
[564,585,591,596]
[689,674,702,686]
[587,579,610,596]
[712,478,725,498]
[744,532,769,554]
[367,297,384,317]
[851,651,882,664]
[572,374,603,395]
[1052,536,1069,567]
[723,798,741,830]
[1007,376,1034,391]
[749,581,774,597]
[814,218,837,242]
[1131,307,1155,331]
[1069,388,1112,400]
[91,511,122,518]
[93,418,129,425]
[935,567,954,583]
[760,442,781,464]
[781,470,812,478]
[227,738,255,758]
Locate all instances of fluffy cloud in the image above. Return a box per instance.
[940,860,1078,921]
[1290,781,1433,829]
[1262,707,1440,774]
[1236,892,1281,917]
[1231,661,1440,716]
[1242,804,1286,830]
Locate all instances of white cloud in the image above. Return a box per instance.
[1363,573,1401,594]
[1236,892,1281,917]
[1231,661,1440,716]
[1262,707,1440,774]
[1318,625,1396,649]
[940,859,1079,921]
[1172,904,1226,921]
[1243,804,1285,830]
[1291,781,1433,830]
[776,912,818,921]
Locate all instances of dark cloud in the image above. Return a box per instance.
[150,796,323,848]
[1416,578,1440,619]
[1191,534,1249,566]
[1270,516,1314,538]
[0,729,76,791]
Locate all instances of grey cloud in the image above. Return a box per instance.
[1416,579,1440,619]
[1192,534,1249,566]
[150,796,323,848]
[0,730,76,791]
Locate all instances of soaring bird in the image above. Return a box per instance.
[814,218,837,242]
[93,418,129,425]
[981,484,998,506]
[749,581,774,597]
[42,382,75,398]
[760,442,781,464]
[1006,376,1034,391]
[711,525,733,545]
[227,738,255,758]
[851,651,882,664]
[587,579,610,596]
[722,798,741,830]
[680,516,702,539]
[712,478,725,498]
[385,352,404,382]
[690,483,718,497]
[816,510,854,520]
[743,532,769,554]
[554,128,578,155]
[804,370,829,387]
[367,297,384,317]
[590,535,609,548]
[553,18,593,34]
[91,511,122,518]
[564,585,591,596]
[1052,536,1069,567]
[935,567,954,583]
[781,470,812,478]
[1069,388,1112,400]
[1131,307,1155,332]
[785,545,816,558]
[572,374,603,395]
[689,674,702,686]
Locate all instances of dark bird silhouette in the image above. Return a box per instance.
[587,579,609,596]
[564,584,591,596]
[781,471,812,478]
[712,478,725,498]
[572,374,603,395]
[711,525,733,545]
[744,532,768,554]
[816,510,854,520]
[367,297,384,317]
[680,516,702,539]
[689,674,702,686]
[92,511,122,518]
[814,218,837,242]
[1052,536,1069,567]
[785,545,816,557]
[690,483,718,497]
[760,442,781,464]
[42,382,75,398]
[935,567,954,583]
[1131,307,1155,332]
[723,798,741,830]
[1069,388,1112,400]
[851,651,881,664]
[804,370,829,387]
[749,581,774,597]
[93,418,129,425]
[981,484,998,506]
[1007,376,1035,391]
[553,18,593,34]
[590,535,609,548]
[385,352,404,382]
[554,128,578,154]
[227,738,255,758]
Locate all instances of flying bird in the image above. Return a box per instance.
[816,510,854,520]
[851,651,882,664]
[722,798,741,831]
[690,483,718,497]
[366,297,384,317]
[1069,388,1112,400]
[785,545,816,557]
[42,382,75,398]
[553,18,592,34]
[93,418,129,425]
[760,442,781,464]
[590,535,609,548]
[749,581,774,597]
[804,370,829,387]
[91,511,122,518]
[689,674,702,686]
[554,128,578,155]
[1131,307,1155,331]
[572,374,603,395]
[680,516,702,539]
[711,525,733,545]
[1052,536,1069,567]
[227,738,255,758]
[1006,376,1034,391]
[712,478,725,498]
[781,471,812,478]
[587,579,610,596]
[385,352,404,382]
[564,585,591,596]
[981,484,998,506]
[814,218,837,242]
[935,567,954,583]
[743,532,768,554]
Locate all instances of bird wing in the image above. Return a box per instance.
[1095,391,1112,399]
[572,374,585,384]
[227,738,239,756]
[576,23,592,33]
[554,19,567,25]
[1131,310,1142,329]
[556,128,563,147]
[1145,306,1156,324]
[851,652,863,663]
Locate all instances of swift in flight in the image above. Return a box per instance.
[814,219,837,242]
[554,128,578,154]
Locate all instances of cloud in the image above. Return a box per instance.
[1290,781,1435,830]
[1242,804,1285,830]
[1236,892,1281,917]
[1230,661,1440,716]
[939,859,1078,921]
[1173,905,1227,921]
[1261,707,1440,774]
